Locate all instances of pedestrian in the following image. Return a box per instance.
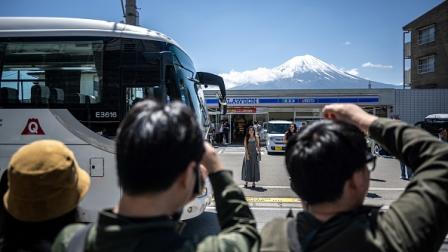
[253,121,262,138]
[0,140,90,252]
[284,123,298,143]
[298,121,307,134]
[242,126,261,188]
[400,161,413,180]
[53,100,260,252]
[223,120,230,144]
[261,103,448,252]
[218,120,224,144]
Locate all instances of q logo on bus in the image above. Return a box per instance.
[21,118,45,135]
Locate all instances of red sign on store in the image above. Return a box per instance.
[227,107,256,113]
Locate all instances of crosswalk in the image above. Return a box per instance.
[216,146,265,155]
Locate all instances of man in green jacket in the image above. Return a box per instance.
[53,100,260,252]
[261,104,448,252]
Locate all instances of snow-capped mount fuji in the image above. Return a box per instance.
[221,55,398,89]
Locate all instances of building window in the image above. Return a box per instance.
[418,25,435,45]
[417,55,435,74]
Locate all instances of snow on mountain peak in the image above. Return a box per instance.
[275,55,357,80]
[219,54,386,89]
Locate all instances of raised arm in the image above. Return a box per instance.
[369,119,448,251]
[323,104,448,251]
[198,143,260,252]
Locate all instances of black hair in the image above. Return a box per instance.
[244,126,255,146]
[116,99,205,194]
[285,123,298,141]
[285,120,368,204]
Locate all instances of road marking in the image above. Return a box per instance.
[207,206,303,211]
[239,185,289,189]
[211,196,300,204]
[207,205,391,211]
[239,185,405,191]
[368,187,405,191]
[216,147,267,155]
[246,197,300,203]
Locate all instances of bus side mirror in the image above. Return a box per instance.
[196,72,226,99]
[196,72,227,115]
[216,93,227,115]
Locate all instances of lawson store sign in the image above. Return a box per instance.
[206,96,380,106]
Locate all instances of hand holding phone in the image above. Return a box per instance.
[192,164,207,196]
[201,142,224,174]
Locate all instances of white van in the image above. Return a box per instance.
[415,114,448,137]
[266,120,292,154]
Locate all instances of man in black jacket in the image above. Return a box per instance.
[53,100,259,252]
[261,104,448,252]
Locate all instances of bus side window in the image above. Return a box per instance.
[0,44,4,81]
[175,67,191,106]
[165,65,180,102]
[0,41,103,106]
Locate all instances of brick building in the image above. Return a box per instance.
[403,1,448,89]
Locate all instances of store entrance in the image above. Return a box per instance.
[231,114,253,144]
[227,113,268,145]
[209,110,269,145]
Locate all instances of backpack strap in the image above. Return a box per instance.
[365,206,381,232]
[286,218,302,252]
[66,223,94,252]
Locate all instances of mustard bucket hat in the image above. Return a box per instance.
[3,140,90,222]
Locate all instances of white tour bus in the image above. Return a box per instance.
[0,17,227,221]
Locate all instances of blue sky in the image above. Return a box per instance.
[0,0,443,84]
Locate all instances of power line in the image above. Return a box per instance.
[120,0,126,20]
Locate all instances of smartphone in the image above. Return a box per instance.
[192,164,204,196]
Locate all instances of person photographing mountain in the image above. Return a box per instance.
[261,103,448,252]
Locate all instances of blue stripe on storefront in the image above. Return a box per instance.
[206,97,379,105]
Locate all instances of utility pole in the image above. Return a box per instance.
[125,0,139,26]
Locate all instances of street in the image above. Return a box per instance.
[213,145,408,227]
[183,145,448,251]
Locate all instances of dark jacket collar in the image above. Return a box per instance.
[296,205,381,251]
[94,209,189,251]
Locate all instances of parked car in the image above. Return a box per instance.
[266,120,292,154]
[372,143,393,157]
[367,136,394,158]
[415,114,448,137]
